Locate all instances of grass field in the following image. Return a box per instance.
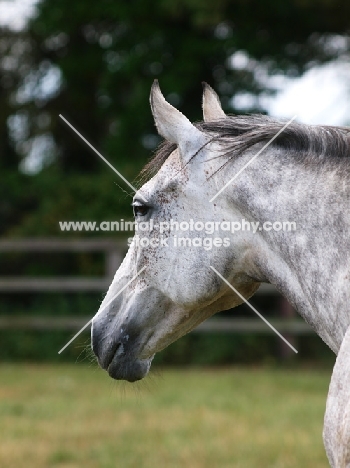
[0,364,332,467]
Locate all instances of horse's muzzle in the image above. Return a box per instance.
[91,319,153,382]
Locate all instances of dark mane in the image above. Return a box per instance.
[138,114,350,184]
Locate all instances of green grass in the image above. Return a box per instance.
[0,364,331,467]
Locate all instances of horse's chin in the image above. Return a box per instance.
[107,354,154,382]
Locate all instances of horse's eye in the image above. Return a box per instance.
[133,203,149,217]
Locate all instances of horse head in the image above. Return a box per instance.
[91,82,260,381]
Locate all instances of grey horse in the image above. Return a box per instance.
[92,81,350,467]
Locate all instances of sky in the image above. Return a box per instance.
[0,0,37,30]
[0,0,349,131]
[263,61,350,126]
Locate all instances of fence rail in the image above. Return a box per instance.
[0,316,313,333]
[0,238,126,291]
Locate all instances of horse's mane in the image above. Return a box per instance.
[138,114,350,183]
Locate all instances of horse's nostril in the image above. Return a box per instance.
[102,341,123,369]
[92,322,124,368]
[114,341,124,357]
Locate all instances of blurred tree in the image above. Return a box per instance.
[8,0,350,173]
[0,0,350,235]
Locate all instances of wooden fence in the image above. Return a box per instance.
[0,238,125,292]
[0,239,313,342]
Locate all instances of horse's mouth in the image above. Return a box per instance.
[95,339,153,382]
[107,352,153,382]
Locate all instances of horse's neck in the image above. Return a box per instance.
[227,151,350,353]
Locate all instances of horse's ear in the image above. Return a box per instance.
[202,82,226,121]
[150,80,207,159]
